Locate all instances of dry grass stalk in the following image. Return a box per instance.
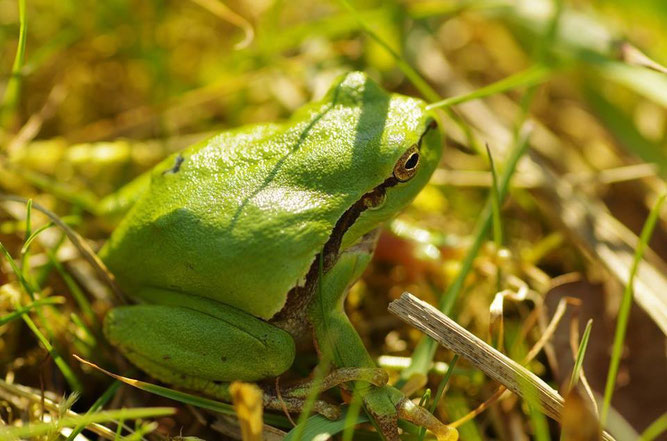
[388,293,615,441]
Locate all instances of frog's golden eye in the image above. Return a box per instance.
[393,145,420,182]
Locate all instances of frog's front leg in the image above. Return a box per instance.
[307,247,458,441]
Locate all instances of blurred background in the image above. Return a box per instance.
[0,0,666,440]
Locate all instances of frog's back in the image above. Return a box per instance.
[101,121,309,319]
[101,72,433,319]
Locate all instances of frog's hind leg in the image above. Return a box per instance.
[103,288,296,396]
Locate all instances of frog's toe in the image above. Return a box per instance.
[396,397,458,441]
[363,386,458,441]
[369,410,400,441]
[362,387,402,441]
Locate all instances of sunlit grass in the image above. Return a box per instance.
[600,193,666,426]
[0,0,26,127]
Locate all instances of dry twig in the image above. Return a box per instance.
[388,293,615,441]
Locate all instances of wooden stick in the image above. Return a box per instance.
[388,292,615,441]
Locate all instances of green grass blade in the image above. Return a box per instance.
[284,408,369,441]
[118,421,158,441]
[47,247,97,324]
[444,394,483,441]
[335,0,481,152]
[593,60,667,108]
[639,413,667,441]
[73,355,288,427]
[600,193,666,426]
[486,142,504,296]
[418,354,459,441]
[0,240,83,391]
[21,222,54,255]
[21,312,83,391]
[568,319,593,392]
[0,240,34,296]
[0,407,174,440]
[336,0,438,103]
[290,360,331,441]
[429,354,459,416]
[426,65,551,110]
[341,384,366,441]
[486,143,503,250]
[0,0,27,128]
[65,381,122,441]
[0,296,65,326]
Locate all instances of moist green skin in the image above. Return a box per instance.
[100,71,446,439]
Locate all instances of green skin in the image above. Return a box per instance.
[100,72,456,441]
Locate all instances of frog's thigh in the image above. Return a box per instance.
[104,290,295,383]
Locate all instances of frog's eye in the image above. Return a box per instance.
[393,145,420,182]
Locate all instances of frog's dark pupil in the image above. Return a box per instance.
[405,153,419,170]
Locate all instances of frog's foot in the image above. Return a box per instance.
[261,367,387,421]
[364,386,458,441]
[277,367,388,399]
[263,395,342,420]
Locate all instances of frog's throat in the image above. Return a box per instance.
[270,176,398,331]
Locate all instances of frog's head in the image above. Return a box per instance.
[308,71,443,252]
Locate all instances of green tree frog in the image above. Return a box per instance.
[100,72,457,441]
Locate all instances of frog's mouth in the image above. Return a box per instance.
[271,119,437,326]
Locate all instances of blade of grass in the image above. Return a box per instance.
[600,193,666,426]
[20,198,32,282]
[336,0,481,152]
[47,247,97,324]
[568,319,593,392]
[284,408,369,441]
[486,144,503,251]
[0,296,65,326]
[20,310,83,391]
[65,381,122,441]
[443,395,483,441]
[639,413,667,441]
[73,354,289,428]
[117,421,158,441]
[0,194,125,302]
[341,384,366,441]
[73,355,236,418]
[20,222,55,255]
[0,0,27,128]
[426,65,551,110]
[418,354,459,441]
[0,237,35,295]
[486,142,504,318]
[430,355,459,415]
[0,407,174,440]
[337,0,437,102]
[0,379,118,440]
[0,242,82,391]
[19,200,61,342]
[511,331,551,441]
[69,312,97,347]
